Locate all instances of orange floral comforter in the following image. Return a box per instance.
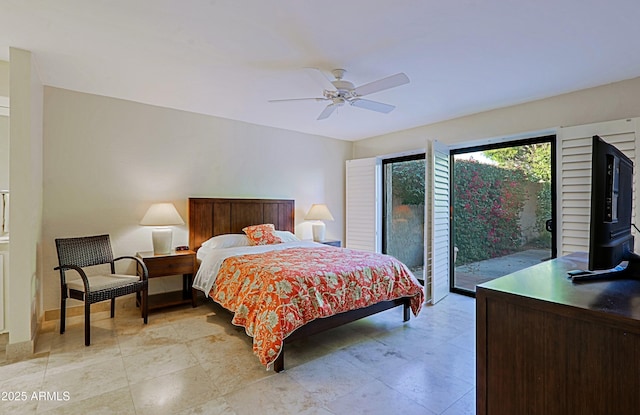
[208,245,424,368]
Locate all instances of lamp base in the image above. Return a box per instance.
[151,228,172,254]
[312,222,326,242]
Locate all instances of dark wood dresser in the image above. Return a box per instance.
[476,252,640,415]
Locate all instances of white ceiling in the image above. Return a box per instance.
[1,0,640,141]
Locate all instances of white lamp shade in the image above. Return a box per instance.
[140,203,185,226]
[304,204,334,221]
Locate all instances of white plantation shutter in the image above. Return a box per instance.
[345,157,381,252]
[427,140,450,304]
[558,118,639,256]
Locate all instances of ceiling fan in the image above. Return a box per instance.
[269,68,410,120]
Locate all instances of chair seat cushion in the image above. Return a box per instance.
[67,274,140,292]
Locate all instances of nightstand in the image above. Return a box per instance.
[320,240,341,247]
[136,250,197,310]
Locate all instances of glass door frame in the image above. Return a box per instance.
[449,135,557,297]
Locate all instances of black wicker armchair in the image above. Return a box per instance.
[54,234,148,345]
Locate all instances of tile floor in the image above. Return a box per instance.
[0,293,476,414]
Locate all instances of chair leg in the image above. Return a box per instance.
[142,288,148,324]
[110,298,115,318]
[85,301,91,346]
[60,295,66,335]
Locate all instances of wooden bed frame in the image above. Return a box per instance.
[188,197,412,372]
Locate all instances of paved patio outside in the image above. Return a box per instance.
[454,248,550,291]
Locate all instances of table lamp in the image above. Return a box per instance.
[140,203,185,254]
[304,203,334,242]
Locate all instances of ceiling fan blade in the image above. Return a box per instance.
[304,67,337,91]
[350,98,396,113]
[353,73,410,97]
[317,103,338,120]
[268,97,327,103]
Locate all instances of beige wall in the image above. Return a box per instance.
[7,48,43,355]
[353,76,640,157]
[0,60,8,97]
[42,87,352,311]
[0,116,7,190]
[0,61,7,191]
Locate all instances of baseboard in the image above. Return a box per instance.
[5,339,34,361]
[44,301,114,322]
[0,332,7,362]
[2,322,40,363]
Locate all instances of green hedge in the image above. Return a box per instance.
[454,160,527,264]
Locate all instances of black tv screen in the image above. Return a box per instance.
[586,135,637,277]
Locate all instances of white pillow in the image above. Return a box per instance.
[274,230,300,242]
[201,234,251,249]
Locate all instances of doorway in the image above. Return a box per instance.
[382,154,426,283]
[451,136,556,295]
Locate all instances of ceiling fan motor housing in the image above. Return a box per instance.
[331,79,355,92]
[323,88,354,100]
[329,69,356,96]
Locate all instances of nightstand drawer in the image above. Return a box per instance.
[136,250,198,310]
[144,255,195,278]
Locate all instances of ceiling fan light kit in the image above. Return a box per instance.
[268,68,410,120]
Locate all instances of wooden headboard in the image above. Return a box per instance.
[188,198,295,251]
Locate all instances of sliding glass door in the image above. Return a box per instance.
[451,136,556,294]
[382,154,426,283]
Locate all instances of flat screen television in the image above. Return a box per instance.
[573,135,640,282]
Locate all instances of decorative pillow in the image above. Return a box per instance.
[242,224,283,245]
[274,230,300,242]
[201,234,251,249]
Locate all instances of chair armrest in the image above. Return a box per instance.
[113,255,148,280]
[54,264,91,291]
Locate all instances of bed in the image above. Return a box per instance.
[188,197,424,372]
